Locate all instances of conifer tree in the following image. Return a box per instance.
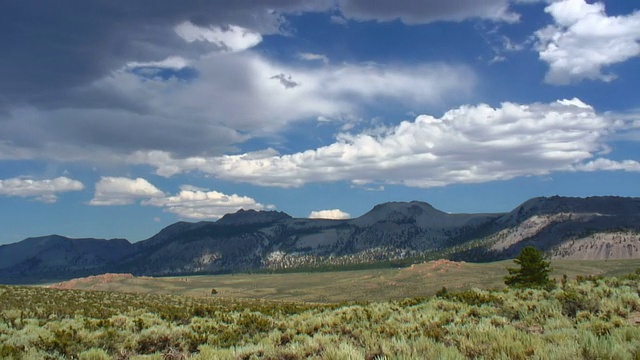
[505,246,554,289]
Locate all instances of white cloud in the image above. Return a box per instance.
[535,0,640,84]
[573,158,640,172]
[177,57,473,133]
[174,22,262,52]
[126,56,190,70]
[309,62,474,106]
[89,176,269,220]
[130,98,635,188]
[298,52,329,64]
[309,209,351,219]
[90,177,164,206]
[143,186,268,220]
[0,176,84,203]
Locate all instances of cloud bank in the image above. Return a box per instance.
[131,98,636,188]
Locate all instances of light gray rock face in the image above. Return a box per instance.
[550,232,640,260]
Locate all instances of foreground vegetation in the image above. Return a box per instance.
[2,268,640,359]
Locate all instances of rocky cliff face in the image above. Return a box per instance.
[2,196,640,284]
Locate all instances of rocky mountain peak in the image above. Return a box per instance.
[216,209,292,225]
[372,200,441,214]
[352,201,448,227]
[500,196,640,226]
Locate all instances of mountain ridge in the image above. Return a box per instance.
[2,196,640,284]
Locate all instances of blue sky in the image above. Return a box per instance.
[1,0,639,244]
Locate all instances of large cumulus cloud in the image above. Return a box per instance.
[129,98,639,187]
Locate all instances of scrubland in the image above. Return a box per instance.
[2,268,640,359]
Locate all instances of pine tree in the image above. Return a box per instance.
[504,246,554,289]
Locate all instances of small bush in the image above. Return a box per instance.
[557,290,599,318]
[444,289,503,306]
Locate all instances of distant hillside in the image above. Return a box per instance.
[1,196,640,284]
[0,235,134,284]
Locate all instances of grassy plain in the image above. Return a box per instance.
[1,259,639,359]
[48,259,640,302]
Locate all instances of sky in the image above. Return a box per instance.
[1,0,640,244]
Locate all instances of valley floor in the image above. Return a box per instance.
[47,258,640,303]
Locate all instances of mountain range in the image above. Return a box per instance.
[1,196,640,284]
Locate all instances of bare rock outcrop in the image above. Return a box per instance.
[551,232,640,260]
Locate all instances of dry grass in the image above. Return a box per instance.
[46,259,640,302]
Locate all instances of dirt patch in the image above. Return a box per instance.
[48,273,135,290]
[398,259,466,280]
[629,312,640,326]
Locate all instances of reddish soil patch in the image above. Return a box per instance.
[48,273,135,290]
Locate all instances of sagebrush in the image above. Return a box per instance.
[1,271,640,359]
